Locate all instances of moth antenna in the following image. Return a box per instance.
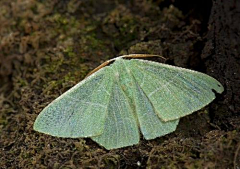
[85,58,116,78]
[85,54,166,78]
[121,54,166,60]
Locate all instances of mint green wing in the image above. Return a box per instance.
[134,81,179,140]
[33,67,113,138]
[129,59,224,122]
[117,59,179,140]
[91,82,140,150]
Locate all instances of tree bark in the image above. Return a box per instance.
[202,0,240,115]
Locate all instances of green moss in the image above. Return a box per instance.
[104,9,140,49]
[63,47,76,58]
[0,1,237,169]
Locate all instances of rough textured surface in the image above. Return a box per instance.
[202,0,240,130]
[0,0,239,168]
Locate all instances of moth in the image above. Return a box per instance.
[34,54,224,150]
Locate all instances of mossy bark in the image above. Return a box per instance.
[0,0,239,168]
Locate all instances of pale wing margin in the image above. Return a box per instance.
[129,59,224,121]
[33,67,113,138]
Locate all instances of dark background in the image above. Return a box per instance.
[0,0,239,168]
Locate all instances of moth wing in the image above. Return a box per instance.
[119,59,179,140]
[91,82,140,150]
[129,59,224,121]
[34,67,113,138]
[133,81,179,140]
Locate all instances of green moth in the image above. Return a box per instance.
[33,54,224,150]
